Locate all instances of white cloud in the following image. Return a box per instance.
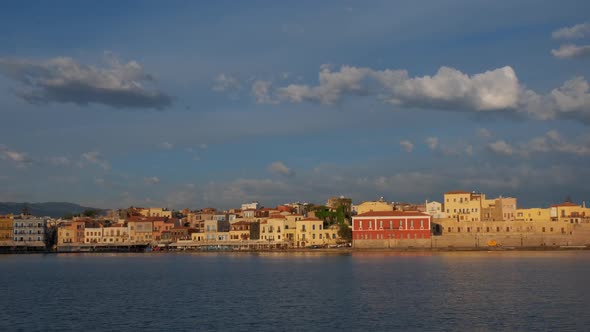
[268,161,295,177]
[144,176,160,185]
[551,44,590,59]
[212,73,241,92]
[80,151,110,171]
[279,65,372,104]
[488,140,515,156]
[274,64,590,124]
[400,140,414,152]
[488,131,590,157]
[425,137,439,150]
[94,178,105,186]
[199,143,208,149]
[0,54,171,109]
[0,145,32,166]
[386,66,520,111]
[252,80,277,104]
[477,128,492,138]
[552,22,590,39]
[157,142,174,150]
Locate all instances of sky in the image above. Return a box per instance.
[0,0,589,209]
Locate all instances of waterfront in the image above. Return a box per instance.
[1,252,589,331]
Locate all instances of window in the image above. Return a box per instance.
[312,225,316,230]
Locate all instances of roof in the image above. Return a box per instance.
[298,218,322,222]
[445,190,470,195]
[354,211,430,217]
[552,202,579,207]
[231,220,252,226]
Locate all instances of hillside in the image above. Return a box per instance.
[0,202,105,218]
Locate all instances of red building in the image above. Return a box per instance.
[352,211,432,241]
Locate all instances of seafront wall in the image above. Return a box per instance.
[354,220,590,249]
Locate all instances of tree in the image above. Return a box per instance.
[338,223,352,242]
[82,209,99,218]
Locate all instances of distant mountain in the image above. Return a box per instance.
[0,202,106,218]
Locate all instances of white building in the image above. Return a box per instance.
[241,202,259,210]
[13,217,46,243]
[425,201,446,219]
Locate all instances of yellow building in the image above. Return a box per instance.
[260,215,288,242]
[0,216,13,242]
[84,225,103,244]
[294,218,338,247]
[481,197,517,221]
[101,225,129,243]
[515,208,551,222]
[551,202,590,223]
[444,191,486,221]
[355,201,393,215]
[229,221,252,241]
[138,207,173,218]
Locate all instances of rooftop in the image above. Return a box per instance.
[354,211,430,217]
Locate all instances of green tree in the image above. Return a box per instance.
[338,223,352,242]
[82,209,99,218]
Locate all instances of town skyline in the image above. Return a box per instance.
[0,1,589,209]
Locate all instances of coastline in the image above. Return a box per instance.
[2,245,589,255]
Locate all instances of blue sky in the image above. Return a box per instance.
[0,0,589,209]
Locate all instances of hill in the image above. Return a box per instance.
[0,202,106,218]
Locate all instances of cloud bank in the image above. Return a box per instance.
[267,64,590,124]
[552,22,590,40]
[0,55,172,110]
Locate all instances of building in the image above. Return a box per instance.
[58,220,86,245]
[202,219,230,241]
[444,191,486,221]
[229,221,253,241]
[354,200,393,215]
[515,208,551,222]
[161,227,197,242]
[101,225,129,243]
[294,217,337,248]
[84,222,103,244]
[425,201,445,219]
[13,217,46,244]
[551,202,590,223]
[326,196,352,215]
[241,202,259,211]
[481,197,517,221]
[138,207,172,218]
[352,211,431,243]
[0,216,14,242]
[128,217,155,243]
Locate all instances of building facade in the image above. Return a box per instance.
[13,217,46,244]
[0,216,14,242]
[352,211,431,242]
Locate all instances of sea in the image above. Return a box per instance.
[1,251,589,331]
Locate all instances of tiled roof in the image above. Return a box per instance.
[354,211,430,217]
[551,202,579,207]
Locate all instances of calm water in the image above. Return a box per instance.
[1,251,589,331]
